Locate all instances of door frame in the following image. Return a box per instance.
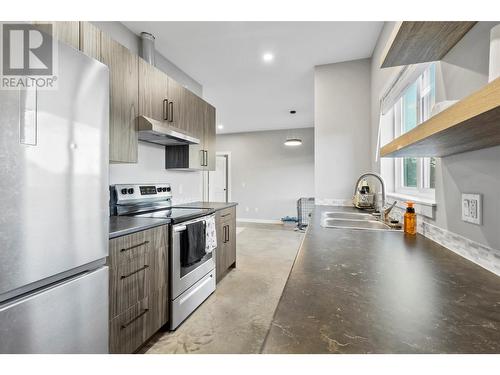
[208,151,231,202]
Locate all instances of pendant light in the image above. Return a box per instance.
[284,110,302,146]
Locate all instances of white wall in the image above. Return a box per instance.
[216,128,314,222]
[93,21,205,203]
[314,59,372,204]
[371,22,500,251]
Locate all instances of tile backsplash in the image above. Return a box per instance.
[388,205,500,276]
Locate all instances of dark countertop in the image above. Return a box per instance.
[109,216,169,239]
[262,206,500,354]
[172,201,238,211]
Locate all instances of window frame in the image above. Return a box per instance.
[393,65,436,200]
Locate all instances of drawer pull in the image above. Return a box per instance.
[120,240,149,253]
[221,213,231,218]
[120,309,149,329]
[120,265,149,279]
[120,241,149,253]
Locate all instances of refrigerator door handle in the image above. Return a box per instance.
[19,85,37,146]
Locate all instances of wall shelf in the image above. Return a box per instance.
[380,21,477,68]
[380,78,500,158]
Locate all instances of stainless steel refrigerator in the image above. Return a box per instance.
[0,38,110,353]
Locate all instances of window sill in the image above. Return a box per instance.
[386,192,436,219]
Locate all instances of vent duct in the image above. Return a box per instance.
[140,32,155,66]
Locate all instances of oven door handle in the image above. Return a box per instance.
[174,225,187,232]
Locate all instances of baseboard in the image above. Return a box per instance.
[237,218,283,225]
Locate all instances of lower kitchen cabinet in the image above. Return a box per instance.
[216,207,237,283]
[108,225,168,353]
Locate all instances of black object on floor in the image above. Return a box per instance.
[180,221,206,267]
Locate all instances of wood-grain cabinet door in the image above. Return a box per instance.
[139,59,169,122]
[215,212,226,283]
[167,77,184,130]
[204,102,216,171]
[222,210,236,269]
[79,22,101,60]
[33,21,80,49]
[101,33,139,163]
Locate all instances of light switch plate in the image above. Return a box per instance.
[462,193,482,225]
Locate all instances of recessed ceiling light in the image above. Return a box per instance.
[217,124,224,130]
[262,53,274,62]
[284,138,302,147]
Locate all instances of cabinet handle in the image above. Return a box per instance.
[221,213,230,218]
[222,225,226,243]
[121,265,149,279]
[168,101,174,122]
[120,240,149,253]
[120,308,149,329]
[163,99,168,120]
[204,150,208,166]
[225,225,230,242]
[200,149,205,167]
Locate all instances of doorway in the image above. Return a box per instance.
[209,152,230,202]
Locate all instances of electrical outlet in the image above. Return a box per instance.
[462,193,482,225]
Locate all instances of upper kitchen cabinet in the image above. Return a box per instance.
[203,102,216,171]
[139,58,169,122]
[33,21,80,49]
[101,33,139,163]
[166,77,188,131]
[79,22,101,60]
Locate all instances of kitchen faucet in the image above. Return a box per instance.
[353,172,386,212]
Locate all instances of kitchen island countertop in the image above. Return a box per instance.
[262,205,500,353]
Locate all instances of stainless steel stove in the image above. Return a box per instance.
[110,183,216,330]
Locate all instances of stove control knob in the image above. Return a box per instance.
[127,188,134,195]
[157,187,162,193]
[121,188,127,195]
[166,187,171,192]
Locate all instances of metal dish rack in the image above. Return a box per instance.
[297,197,315,230]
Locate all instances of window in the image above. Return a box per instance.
[393,64,436,198]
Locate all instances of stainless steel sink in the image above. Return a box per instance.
[320,212,401,231]
[322,211,374,220]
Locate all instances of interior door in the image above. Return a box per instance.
[209,155,228,202]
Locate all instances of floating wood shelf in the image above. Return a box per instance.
[380,78,500,158]
[381,21,477,68]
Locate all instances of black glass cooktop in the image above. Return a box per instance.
[132,207,214,224]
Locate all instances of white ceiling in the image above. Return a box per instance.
[123,22,383,134]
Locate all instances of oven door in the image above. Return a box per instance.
[171,215,216,299]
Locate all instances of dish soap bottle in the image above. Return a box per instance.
[404,201,417,235]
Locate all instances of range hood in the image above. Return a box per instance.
[138,116,200,146]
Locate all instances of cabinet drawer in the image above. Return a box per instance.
[109,296,151,354]
[109,226,166,268]
[109,251,151,318]
[217,206,235,222]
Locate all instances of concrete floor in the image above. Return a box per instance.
[141,222,304,354]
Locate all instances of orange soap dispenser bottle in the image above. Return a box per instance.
[404,201,417,235]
